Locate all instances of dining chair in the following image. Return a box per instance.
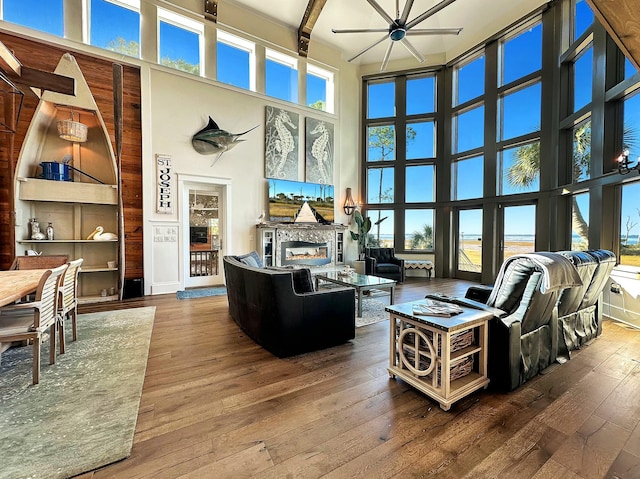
[0,264,67,385]
[10,254,69,270]
[58,258,83,348]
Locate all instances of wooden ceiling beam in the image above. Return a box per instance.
[0,40,75,96]
[298,0,327,57]
[587,0,640,71]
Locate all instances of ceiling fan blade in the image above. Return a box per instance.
[400,38,425,63]
[332,28,390,34]
[366,0,395,25]
[400,0,415,23]
[380,41,394,72]
[406,0,458,30]
[347,34,389,62]
[406,28,462,36]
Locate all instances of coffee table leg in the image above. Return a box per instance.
[390,285,395,305]
[357,288,363,317]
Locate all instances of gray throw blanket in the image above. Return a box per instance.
[488,252,583,305]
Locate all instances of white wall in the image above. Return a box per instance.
[143,60,360,293]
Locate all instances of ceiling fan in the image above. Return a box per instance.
[332,0,462,71]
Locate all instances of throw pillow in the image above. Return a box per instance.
[236,251,263,268]
[291,268,315,294]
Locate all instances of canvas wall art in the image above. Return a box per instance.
[265,106,299,180]
[305,118,334,184]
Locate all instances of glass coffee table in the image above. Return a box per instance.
[315,271,396,317]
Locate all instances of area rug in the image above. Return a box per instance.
[356,297,389,327]
[176,286,227,299]
[0,306,155,479]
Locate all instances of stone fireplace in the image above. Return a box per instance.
[257,223,347,268]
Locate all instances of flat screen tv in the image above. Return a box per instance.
[267,179,334,223]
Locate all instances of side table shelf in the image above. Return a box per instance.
[386,301,491,411]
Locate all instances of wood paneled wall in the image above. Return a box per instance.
[0,33,143,279]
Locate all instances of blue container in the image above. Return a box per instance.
[40,162,71,181]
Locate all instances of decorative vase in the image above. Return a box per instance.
[46,222,55,241]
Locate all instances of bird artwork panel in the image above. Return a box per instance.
[265,106,299,180]
[192,116,258,166]
[305,118,334,184]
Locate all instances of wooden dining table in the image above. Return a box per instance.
[0,269,48,307]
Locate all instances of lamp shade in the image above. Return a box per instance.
[343,187,356,215]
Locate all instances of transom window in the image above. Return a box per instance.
[89,0,140,57]
[3,0,63,36]
[307,64,334,113]
[216,30,255,91]
[265,49,298,103]
[158,8,203,75]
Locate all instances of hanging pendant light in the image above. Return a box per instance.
[57,109,88,143]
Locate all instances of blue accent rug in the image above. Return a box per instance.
[176,286,227,299]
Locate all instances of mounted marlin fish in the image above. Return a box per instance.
[191,116,258,165]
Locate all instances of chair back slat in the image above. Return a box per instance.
[33,264,67,331]
[60,259,83,312]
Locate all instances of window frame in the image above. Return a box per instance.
[157,7,205,76]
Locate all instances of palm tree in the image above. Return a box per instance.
[410,224,433,249]
[509,123,591,242]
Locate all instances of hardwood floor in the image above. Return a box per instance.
[75,278,640,479]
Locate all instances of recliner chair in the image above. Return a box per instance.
[364,247,405,283]
[463,252,583,391]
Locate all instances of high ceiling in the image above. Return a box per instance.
[225,0,547,69]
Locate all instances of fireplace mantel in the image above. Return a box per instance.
[256,223,348,268]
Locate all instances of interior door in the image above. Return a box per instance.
[183,184,223,288]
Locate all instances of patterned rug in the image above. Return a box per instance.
[356,297,390,327]
[0,306,155,479]
[176,286,227,299]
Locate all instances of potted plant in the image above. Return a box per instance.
[350,210,371,260]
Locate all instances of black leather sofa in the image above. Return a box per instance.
[223,253,356,357]
[462,249,615,391]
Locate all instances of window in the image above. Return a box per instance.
[217,31,255,90]
[454,105,484,153]
[571,119,591,182]
[574,0,593,40]
[623,92,640,162]
[406,76,435,115]
[455,55,485,106]
[499,82,541,140]
[367,209,394,248]
[265,49,298,103]
[90,0,140,57]
[367,81,395,118]
[620,182,640,267]
[406,210,434,250]
[501,23,542,86]
[503,204,536,259]
[407,121,435,159]
[452,155,484,200]
[367,125,396,162]
[499,142,540,195]
[625,58,638,80]
[571,192,589,250]
[158,9,203,75]
[307,64,334,113]
[3,0,63,36]
[367,168,394,203]
[406,165,434,203]
[573,46,593,112]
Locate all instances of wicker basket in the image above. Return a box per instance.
[399,327,474,355]
[400,346,475,384]
[57,119,88,143]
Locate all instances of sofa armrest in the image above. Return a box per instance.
[465,285,494,303]
[365,256,377,275]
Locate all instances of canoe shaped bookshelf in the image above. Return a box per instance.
[13,53,122,301]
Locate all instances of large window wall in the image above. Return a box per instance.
[0,0,335,113]
[362,0,640,279]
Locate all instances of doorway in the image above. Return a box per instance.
[180,177,230,289]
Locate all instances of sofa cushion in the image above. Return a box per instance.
[236,251,263,268]
[268,266,315,293]
[376,263,401,275]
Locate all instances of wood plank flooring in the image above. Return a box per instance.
[75,278,640,479]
